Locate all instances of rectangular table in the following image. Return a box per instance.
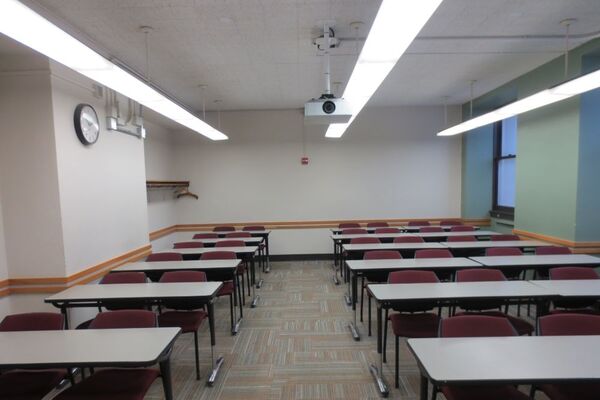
[441,240,553,256]
[345,258,482,340]
[408,335,600,400]
[471,254,600,274]
[366,281,557,397]
[0,328,180,400]
[45,282,224,385]
[531,279,600,297]
[114,260,243,334]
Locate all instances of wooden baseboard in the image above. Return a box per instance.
[513,229,600,254]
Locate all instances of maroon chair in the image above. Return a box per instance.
[415,249,453,259]
[146,252,183,262]
[454,269,534,336]
[157,271,208,380]
[436,315,528,400]
[242,225,265,231]
[367,222,389,228]
[549,267,600,312]
[534,314,600,400]
[213,226,235,232]
[350,237,380,245]
[534,246,572,279]
[393,236,425,243]
[215,240,247,297]
[0,313,67,400]
[225,232,252,238]
[341,228,368,235]
[192,233,219,239]
[450,225,475,232]
[407,221,430,226]
[200,251,239,313]
[385,270,440,388]
[485,247,524,280]
[440,220,462,226]
[447,235,477,242]
[491,234,520,241]
[374,227,400,234]
[99,272,148,311]
[56,310,159,400]
[173,241,203,249]
[339,223,360,229]
[419,226,444,233]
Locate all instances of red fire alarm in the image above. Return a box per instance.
[301,156,309,165]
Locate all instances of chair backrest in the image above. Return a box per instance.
[374,227,400,234]
[440,315,517,337]
[225,232,252,238]
[447,235,477,242]
[173,241,203,249]
[415,249,453,259]
[539,314,600,336]
[536,246,572,255]
[159,271,207,283]
[200,251,237,260]
[350,237,381,245]
[364,250,402,260]
[215,240,245,248]
[408,221,430,226]
[485,247,523,256]
[146,252,183,262]
[420,227,444,233]
[339,223,360,229]
[89,310,157,329]
[456,268,507,282]
[100,272,147,284]
[490,234,520,241]
[393,236,425,243]
[192,233,219,239]
[341,228,368,235]
[213,226,236,232]
[367,222,389,228]
[440,220,462,226]
[450,225,475,232]
[0,312,64,331]
[242,225,265,231]
[550,267,599,280]
[388,270,439,284]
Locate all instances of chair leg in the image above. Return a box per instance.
[383,309,388,363]
[368,296,372,336]
[360,277,365,322]
[430,385,438,400]
[530,385,537,399]
[194,330,200,380]
[395,335,400,389]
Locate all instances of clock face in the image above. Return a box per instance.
[74,104,100,145]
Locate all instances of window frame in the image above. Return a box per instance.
[492,120,516,216]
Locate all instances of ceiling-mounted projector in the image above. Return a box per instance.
[304,94,352,125]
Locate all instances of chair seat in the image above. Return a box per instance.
[158,310,207,333]
[540,382,600,400]
[389,313,440,338]
[455,311,534,335]
[218,281,234,296]
[442,384,530,400]
[0,370,66,399]
[55,369,159,400]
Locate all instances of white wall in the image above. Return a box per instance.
[50,63,150,275]
[166,106,461,254]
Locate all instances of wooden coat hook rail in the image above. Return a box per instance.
[146,180,198,200]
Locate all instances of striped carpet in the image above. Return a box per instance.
[146,261,547,400]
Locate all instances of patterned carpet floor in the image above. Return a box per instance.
[146,260,547,400]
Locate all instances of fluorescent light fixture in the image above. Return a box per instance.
[0,0,228,141]
[437,68,600,137]
[325,0,443,138]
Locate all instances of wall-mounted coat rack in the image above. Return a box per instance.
[146,180,198,200]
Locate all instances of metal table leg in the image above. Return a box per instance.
[207,301,224,386]
[251,255,260,308]
[231,269,242,335]
[369,302,389,397]
[159,358,174,400]
[348,270,360,341]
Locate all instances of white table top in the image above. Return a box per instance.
[190,230,271,235]
[441,240,551,249]
[346,258,482,271]
[408,336,600,384]
[332,231,499,240]
[471,254,600,267]
[368,281,555,301]
[404,225,480,231]
[115,260,241,272]
[531,279,600,297]
[342,242,445,252]
[45,282,222,303]
[0,328,180,368]
[189,237,262,244]
[170,246,258,255]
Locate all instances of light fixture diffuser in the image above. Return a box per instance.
[0,0,228,141]
[325,0,443,138]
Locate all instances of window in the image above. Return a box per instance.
[493,116,517,215]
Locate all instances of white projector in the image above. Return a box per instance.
[304,96,352,125]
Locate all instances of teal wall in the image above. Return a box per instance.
[461,38,600,242]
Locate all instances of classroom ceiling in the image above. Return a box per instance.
[8,0,600,112]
